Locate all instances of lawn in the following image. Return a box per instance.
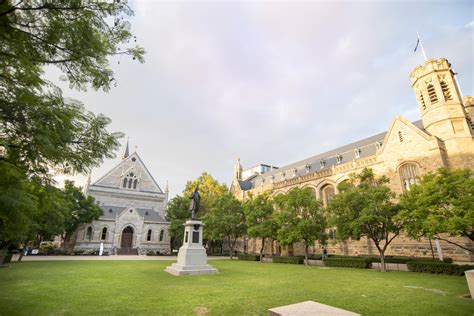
[0,260,472,315]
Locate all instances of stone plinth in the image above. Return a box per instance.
[165,220,218,276]
[268,301,360,316]
[465,270,474,299]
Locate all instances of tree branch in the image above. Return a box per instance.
[436,236,474,253]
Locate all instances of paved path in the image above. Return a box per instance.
[11,255,230,261]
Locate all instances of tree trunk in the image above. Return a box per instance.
[304,244,309,266]
[260,238,265,262]
[17,239,29,262]
[379,249,386,272]
[0,244,9,266]
[228,237,233,260]
[428,238,435,260]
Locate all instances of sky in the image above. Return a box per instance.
[53,0,474,197]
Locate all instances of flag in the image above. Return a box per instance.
[414,37,420,52]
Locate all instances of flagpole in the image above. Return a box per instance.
[417,32,427,61]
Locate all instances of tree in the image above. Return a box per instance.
[398,167,474,253]
[204,192,246,259]
[329,168,401,272]
[244,192,278,262]
[0,0,144,251]
[62,180,102,252]
[166,195,190,251]
[275,187,326,265]
[183,172,227,217]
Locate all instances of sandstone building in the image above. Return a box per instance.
[231,58,474,261]
[74,143,171,255]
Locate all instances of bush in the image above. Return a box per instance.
[407,261,474,276]
[323,257,371,268]
[146,251,157,256]
[359,255,453,264]
[237,254,260,261]
[52,249,67,256]
[2,254,12,264]
[272,256,304,264]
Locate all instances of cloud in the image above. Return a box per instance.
[52,1,473,197]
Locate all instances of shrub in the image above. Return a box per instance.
[2,254,12,264]
[272,256,304,264]
[237,254,260,261]
[52,249,67,256]
[323,257,371,268]
[407,261,474,276]
[146,251,157,256]
[359,255,453,264]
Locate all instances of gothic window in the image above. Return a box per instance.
[122,171,139,189]
[427,84,438,104]
[159,229,165,242]
[336,154,342,164]
[419,91,426,110]
[440,81,452,101]
[147,229,152,242]
[292,168,297,177]
[101,227,107,241]
[305,164,311,173]
[399,163,419,191]
[85,226,93,241]
[320,184,335,208]
[354,148,361,159]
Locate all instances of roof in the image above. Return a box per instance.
[100,205,167,222]
[237,120,424,191]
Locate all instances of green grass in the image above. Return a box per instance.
[0,260,472,315]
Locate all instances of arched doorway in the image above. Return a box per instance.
[119,226,135,254]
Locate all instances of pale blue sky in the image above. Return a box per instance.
[54,0,474,197]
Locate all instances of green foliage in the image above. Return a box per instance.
[237,254,260,261]
[272,256,304,264]
[0,0,144,248]
[204,192,246,258]
[407,261,474,276]
[166,195,189,250]
[360,255,453,264]
[398,168,474,251]
[323,257,372,268]
[183,172,227,216]
[274,187,326,263]
[243,192,278,260]
[328,168,401,271]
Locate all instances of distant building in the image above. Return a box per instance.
[74,142,170,255]
[231,58,474,261]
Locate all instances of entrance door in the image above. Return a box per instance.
[121,226,133,248]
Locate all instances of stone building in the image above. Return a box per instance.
[231,58,474,261]
[74,143,171,255]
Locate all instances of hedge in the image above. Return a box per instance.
[323,257,372,269]
[407,261,474,276]
[272,256,304,264]
[237,254,260,261]
[360,255,453,264]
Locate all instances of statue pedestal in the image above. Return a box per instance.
[165,220,218,276]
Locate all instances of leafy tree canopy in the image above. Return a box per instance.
[183,172,227,215]
[275,187,326,264]
[398,167,474,252]
[328,168,401,271]
[0,0,144,180]
[166,195,190,250]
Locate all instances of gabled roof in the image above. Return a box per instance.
[91,151,163,194]
[240,120,425,190]
[100,205,167,222]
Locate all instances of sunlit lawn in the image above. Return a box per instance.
[0,260,472,315]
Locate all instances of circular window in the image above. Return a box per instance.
[132,157,136,162]
[129,209,133,213]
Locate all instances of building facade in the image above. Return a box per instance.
[74,145,171,255]
[231,58,474,261]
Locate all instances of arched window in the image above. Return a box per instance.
[147,229,152,242]
[427,84,438,104]
[101,227,107,241]
[128,178,132,188]
[133,179,138,189]
[399,163,419,191]
[398,131,404,142]
[122,171,138,189]
[159,229,164,242]
[440,81,452,101]
[418,91,426,110]
[320,184,335,208]
[85,227,93,241]
[122,178,127,188]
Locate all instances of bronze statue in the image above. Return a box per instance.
[189,186,201,220]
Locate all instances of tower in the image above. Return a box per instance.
[234,157,243,180]
[410,58,474,168]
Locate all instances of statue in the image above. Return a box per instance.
[189,186,201,220]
